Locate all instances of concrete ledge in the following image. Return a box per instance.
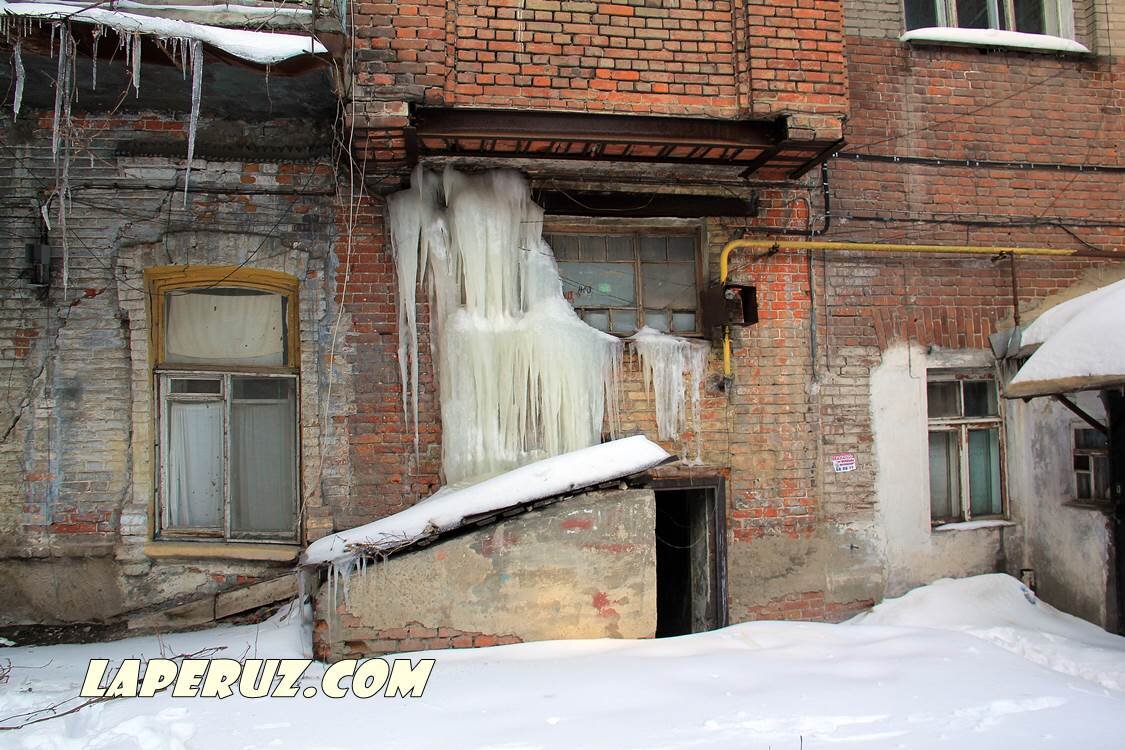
[144,541,301,562]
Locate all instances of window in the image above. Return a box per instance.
[545,230,700,335]
[1072,427,1110,505]
[905,0,1066,36]
[149,268,300,543]
[926,373,1005,523]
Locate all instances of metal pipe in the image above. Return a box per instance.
[718,238,1120,378]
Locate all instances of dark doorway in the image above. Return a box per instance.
[1104,389,1125,634]
[653,484,725,637]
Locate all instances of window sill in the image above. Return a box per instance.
[900,28,1090,55]
[1063,500,1113,513]
[144,541,301,562]
[932,519,1015,532]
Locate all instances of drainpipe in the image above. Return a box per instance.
[717,239,1120,379]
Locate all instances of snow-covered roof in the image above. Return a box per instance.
[900,27,1090,55]
[301,435,673,567]
[1006,279,1125,398]
[0,1,326,64]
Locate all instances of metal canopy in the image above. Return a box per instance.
[407,107,842,181]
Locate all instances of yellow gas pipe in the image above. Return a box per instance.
[718,239,1111,379]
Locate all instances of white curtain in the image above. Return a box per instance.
[166,292,285,365]
[231,394,296,535]
[166,401,224,529]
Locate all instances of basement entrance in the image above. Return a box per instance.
[653,483,726,637]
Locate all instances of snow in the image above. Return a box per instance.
[388,168,623,483]
[301,434,671,567]
[4,575,1125,748]
[0,2,327,64]
[900,27,1090,54]
[630,326,709,461]
[933,519,1016,531]
[850,574,1125,691]
[1007,278,1125,397]
[38,1,315,23]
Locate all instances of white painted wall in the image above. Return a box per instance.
[871,343,1009,598]
[1006,391,1111,626]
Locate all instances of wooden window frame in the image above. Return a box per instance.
[543,225,704,337]
[905,0,1067,36]
[927,370,1008,524]
[146,266,301,544]
[1071,425,1111,508]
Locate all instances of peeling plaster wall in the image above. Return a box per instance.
[1007,393,1111,627]
[313,489,657,660]
[871,344,1009,596]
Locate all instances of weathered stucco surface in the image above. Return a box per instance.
[314,489,657,659]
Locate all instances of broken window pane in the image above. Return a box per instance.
[968,428,1002,516]
[929,431,960,520]
[927,381,960,418]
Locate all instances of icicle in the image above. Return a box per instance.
[90,27,99,90]
[131,32,141,95]
[388,168,623,483]
[630,327,709,462]
[51,26,68,158]
[180,37,188,77]
[183,40,203,207]
[11,41,23,117]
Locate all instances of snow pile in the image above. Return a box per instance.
[301,434,670,567]
[389,168,623,483]
[900,27,1089,54]
[1007,278,1125,397]
[0,2,327,63]
[5,577,1125,748]
[851,573,1125,690]
[631,326,708,461]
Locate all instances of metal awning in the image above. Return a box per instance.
[406,107,842,181]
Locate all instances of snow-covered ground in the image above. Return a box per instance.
[3,574,1124,749]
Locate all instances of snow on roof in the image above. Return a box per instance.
[0,1,326,64]
[1006,279,1125,398]
[301,435,672,567]
[900,27,1090,55]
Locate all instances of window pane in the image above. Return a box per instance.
[642,263,697,309]
[671,312,697,333]
[640,236,666,262]
[547,234,578,261]
[1077,473,1092,500]
[170,378,221,394]
[606,235,633,261]
[956,0,991,28]
[963,380,998,417]
[165,400,224,530]
[558,262,636,307]
[645,309,671,332]
[231,378,296,537]
[1013,0,1045,33]
[968,428,1002,516]
[1093,456,1111,500]
[927,381,960,419]
[165,289,286,366]
[1075,428,1108,451]
[583,309,610,332]
[579,235,606,262]
[929,431,960,520]
[1074,454,1090,471]
[610,309,637,334]
[667,236,695,262]
[905,0,940,30]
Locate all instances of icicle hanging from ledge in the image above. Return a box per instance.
[630,327,709,463]
[11,40,23,117]
[388,168,623,484]
[183,39,203,206]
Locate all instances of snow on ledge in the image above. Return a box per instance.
[933,519,1016,532]
[0,1,326,64]
[900,27,1090,55]
[301,435,673,567]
